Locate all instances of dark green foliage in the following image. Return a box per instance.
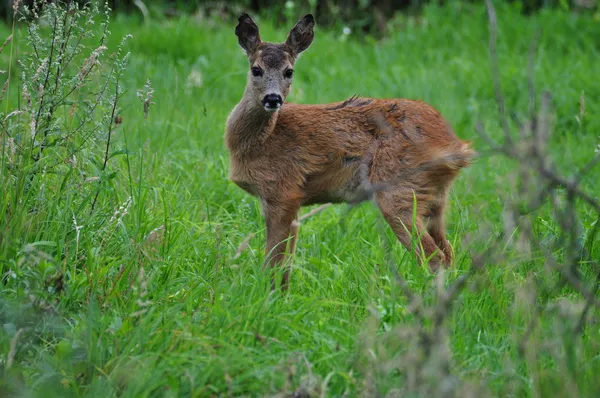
[3,1,598,36]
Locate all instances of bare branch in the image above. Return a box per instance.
[484,0,512,143]
[6,328,25,369]
[233,203,332,259]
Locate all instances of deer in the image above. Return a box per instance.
[225,13,474,289]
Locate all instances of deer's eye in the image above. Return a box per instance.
[284,69,294,79]
[251,66,263,77]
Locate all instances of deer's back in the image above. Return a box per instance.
[274,97,461,153]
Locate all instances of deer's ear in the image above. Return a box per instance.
[235,13,261,55]
[285,14,315,57]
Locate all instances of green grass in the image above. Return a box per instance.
[1,2,600,397]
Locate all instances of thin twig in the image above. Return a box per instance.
[527,29,541,130]
[485,0,512,143]
[234,203,333,259]
[233,232,256,260]
[298,203,332,221]
[6,328,25,369]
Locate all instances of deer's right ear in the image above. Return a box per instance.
[235,13,261,55]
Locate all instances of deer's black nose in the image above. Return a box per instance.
[263,94,283,109]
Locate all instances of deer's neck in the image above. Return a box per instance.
[226,89,279,155]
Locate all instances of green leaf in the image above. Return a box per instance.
[109,148,128,159]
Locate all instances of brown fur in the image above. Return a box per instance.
[226,14,474,289]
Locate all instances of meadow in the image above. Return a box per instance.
[1,2,599,397]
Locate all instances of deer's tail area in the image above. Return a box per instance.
[443,140,475,170]
[418,140,475,178]
[368,137,474,191]
[408,140,474,192]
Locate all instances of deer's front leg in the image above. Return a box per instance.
[262,199,301,290]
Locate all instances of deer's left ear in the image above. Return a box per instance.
[286,14,315,57]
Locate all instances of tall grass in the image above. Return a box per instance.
[1,1,599,397]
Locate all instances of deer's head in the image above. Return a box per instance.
[235,13,315,113]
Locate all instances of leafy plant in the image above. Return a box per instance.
[0,0,134,317]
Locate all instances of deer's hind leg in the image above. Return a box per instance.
[425,188,453,267]
[375,189,445,271]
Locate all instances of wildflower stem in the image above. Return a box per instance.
[90,70,121,213]
[32,12,58,149]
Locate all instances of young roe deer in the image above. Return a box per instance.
[225,13,474,288]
